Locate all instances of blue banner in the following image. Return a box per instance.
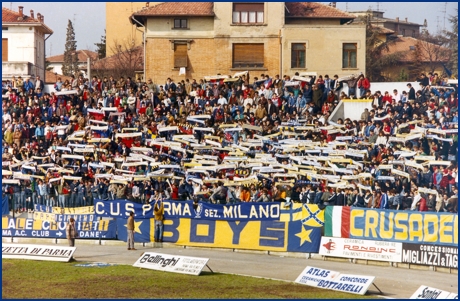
[2,195,9,215]
[2,217,117,239]
[349,208,458,246]
[115,217,321,253]
[117,218,152,243]
[94,199,282,221]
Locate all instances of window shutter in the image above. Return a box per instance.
[174,44,187,68]
[233,44,264,68]
[2,39,8,61]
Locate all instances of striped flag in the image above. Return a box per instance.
[324,206,350,238]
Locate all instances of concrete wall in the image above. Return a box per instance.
[368,81,419,95]
[145,17,215,38]
[282,24,366,77]
[47,62,88,78]
[329,98,373,122]
[2,25,45,78]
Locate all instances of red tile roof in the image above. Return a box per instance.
[2,7,53,33]
[47,50,99,63]
[44,70,73,85]
[372,25,394,34]
[133,2,214,17]
[285,2,355,19]
[384,36,451,63]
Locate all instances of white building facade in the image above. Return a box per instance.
[2,6,53,80]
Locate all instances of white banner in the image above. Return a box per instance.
[295,266,375,295]
[410,285,453,299]
[319,237,402,262]
[133,252,209,276]
[2,243,76,262]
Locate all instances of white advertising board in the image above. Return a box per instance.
[133,252,209,276]
[2,243,76,262]
[319,237,402,262]
[410,285,453,299]
[295,266,375,295]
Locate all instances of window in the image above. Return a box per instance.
[232,43,264,68]
[232,3,264,24]
[402,29,406,36]
[342,43,357,68]
[174,18,187,29]
[2,27,8,31]
[412,30,416,37]
[291,43,306,68]
[174,43,188,68]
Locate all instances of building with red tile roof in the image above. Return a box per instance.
[129,2,366,83]
[2,6,53,80]
[46,50,98,78]
[380,36,451,80]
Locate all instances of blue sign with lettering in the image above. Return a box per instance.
[95,199,281,221]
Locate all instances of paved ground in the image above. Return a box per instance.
[3,238,457,299]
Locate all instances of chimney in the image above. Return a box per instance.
[405,17,408,23]
[332,2,336,8]
[41,15,44,23]
[30,10,34,19]
[18,6,24,20]
[146,2,149,7]
[396,17,399,22]
[37,13,41,21]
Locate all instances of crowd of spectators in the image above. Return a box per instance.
[2,70,458,215]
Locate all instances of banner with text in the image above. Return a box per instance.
[410,285,458,299]
[295,266,375,295]
[319,237,402,262]
[324,207,457,247]
[2,217,117,239]
[133,252,209,276]
[32,211,96,223]
[2,243,76,262]
[117,217,322,253]
[34,205,95,215]
[116,203,324,252]
[94,199,283,221]
[402,243,458,269]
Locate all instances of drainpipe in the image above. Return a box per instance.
[44,31,53,80]
[279,29,282,76]
[131,16,146,81]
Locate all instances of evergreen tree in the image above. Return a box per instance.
[95,30,107,59]
[362,13,401,81]
[62,20,79,76]
[444,9,458,78]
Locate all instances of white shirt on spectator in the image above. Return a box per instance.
[218,96,227,106]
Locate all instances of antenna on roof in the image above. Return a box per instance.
[345,2,348,11]
[10,2,12,10]
[436,16,440,34]
[440,2,447,32]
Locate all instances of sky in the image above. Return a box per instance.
[3,2,458,57]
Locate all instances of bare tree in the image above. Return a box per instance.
[91,35,143,80]
[417,35,451,74]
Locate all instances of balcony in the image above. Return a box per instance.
[2,61,34,80]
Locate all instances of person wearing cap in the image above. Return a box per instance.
[66,217,79,247]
